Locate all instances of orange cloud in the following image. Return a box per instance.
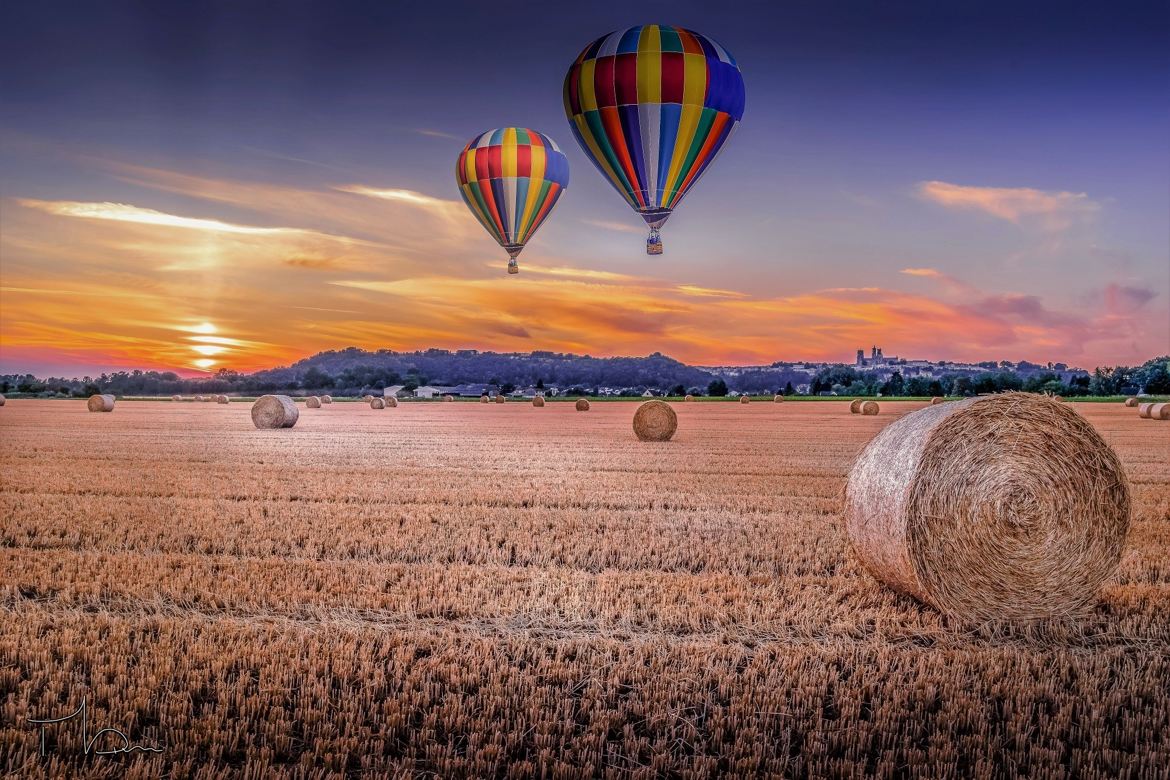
[917,181,1097,230]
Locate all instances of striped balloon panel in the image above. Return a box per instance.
[563,25,744,216]
[456,128,569,249]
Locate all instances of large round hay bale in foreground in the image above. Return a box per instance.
[251,395,298,429]
[739,395,751,404]
[684,394,694,402]
[306,396,322,408]
[87,394,115,412]
[931,397,944,405]
[1144,403,1169,420]
[385,396,398,408]
[1124,397,1138,407]
[860,401,880,415]
[532,395,545,407]
[850,399,863,414]
[321,395,332,404]
[846,393,1129,621]
[370,397,385,409]
[216,395,229,404]
[575,398,590,411]
[633,400,677,442]
[495,394,506,404]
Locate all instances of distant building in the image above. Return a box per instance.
[449,383,495,397]
[383,385,405,398]
[855,345,899,369]
[413,385,456,399]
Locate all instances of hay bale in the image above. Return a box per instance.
[171,395,182,402]
[684,394,694,402]
[385,396,398,408]
[575,398,590,411]
[1142,402,1169,420]
[740,395,751,404]
[1138,403,1155,419]
[773,394,784,403]
[633,400,677,442]
[321,395,332,404]
[442,394,454,402]
[480,395,490,403]
[860,401,879,415]
[532,395,545,407]
[216,395,229,404]
[87,394,115,412]
[0,393,6,406]
[306,396,322,408]
[363,395,374,402]
[370,397,385,409]
[495,394,506,404]
[846,393,1129,621]
[850,399,863,414]
[1124,397,1138,407]
[251,395,298,429]
[931,397,944,405]
[194,395,205,402]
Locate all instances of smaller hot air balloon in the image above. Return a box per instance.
[456,128,569,274]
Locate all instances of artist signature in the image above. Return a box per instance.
[27,697,164,756]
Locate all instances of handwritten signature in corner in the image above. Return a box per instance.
[27,697,165,756]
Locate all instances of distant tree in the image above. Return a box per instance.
[707,379,728,397]
[880,371,905,396]
[1137,357,1170,394]
[783,381,795,396]
[535,378,545,390]
[670,384,686,397]
[301,366,333,389]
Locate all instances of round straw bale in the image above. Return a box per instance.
[1124,397,1138,407]
[740,395,751,404]
[495,394,506,404]
[846,393,1129,621]
[773,394,784,403]
[171,395,182,402]
[480,395,490,403]
[442,394,454,402]
[575,398,590,411]
[0,394,7,406]
[194,395,205,402]
[251,395,298,429]
[321,395,332,404]
[684,394,694,402]
[306,396,322,408]
[532,395,545,407]
[849,399,863,414]
[385,396,398,408]
[1146,402,1169,420]
[860,401,880,415]
[216,395,229,404]
[1138,403,1155,419]
[931,397,944,405]
[370,397,385,409]
[87,394,115,412]
[633,400,677,442]
[363,395,374,402]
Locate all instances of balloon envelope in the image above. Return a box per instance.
[456,128,569,273]
[563,25,745,253]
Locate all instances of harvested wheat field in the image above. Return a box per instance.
[1,400,1168,778]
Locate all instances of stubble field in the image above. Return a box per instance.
[1,399,1167,778]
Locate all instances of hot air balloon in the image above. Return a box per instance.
[455,128,569,274]
[563,25,745,254]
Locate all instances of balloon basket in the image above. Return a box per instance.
[646,229,663,255]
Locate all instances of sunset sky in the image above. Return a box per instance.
[1,1,1167,377]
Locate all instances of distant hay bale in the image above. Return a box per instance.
[740,396,751,404]
[321,395,332,404]
[846,393,1129,621]
[0,394,7,406]
[370,397,385,409]
[633,400,677,442]
[773,394,784,403]
[1124,397,1138,407]
[1140,402,1169,420]
[251,395,298,429]
[931,397,944,405]
[362,395,374,402]
[87,394,115,413]
[195,395,205,402]
[306,396,322,408]
[684,394,694,402]
[442,394,454,402]
[171,395,182,402]
[216,395,229,404]
[850,399,863,414]
[480,395,490,403]
[495,394,506,404]
[532,395,545,407]
[860,401,880,415]
[575,398,590,411]
[385,396,398,408]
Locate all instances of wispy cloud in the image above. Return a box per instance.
[916,181,1098,230]
[581,218,644,234]
[415,128,460,140]
[333,186,454,209]
[16,199,301,235]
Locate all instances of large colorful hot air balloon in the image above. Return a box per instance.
[456,128,569,274]
[563,25,745,254]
